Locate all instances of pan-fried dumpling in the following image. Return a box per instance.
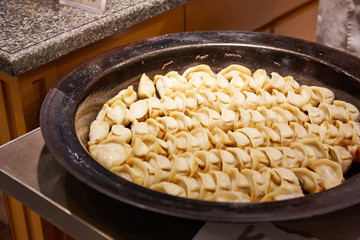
[88,64,360,203]
[284,76,300,92]
[257,88,273,109]
[154,75,175,98]
[169,152,199,180]
[280,103,309,123]
[261,167,304,202]
[190,128,214,151]
[306,106,325,125]
[218,64,252,81]
[107,86,137,108]
[319,121,339,145]
[289,142,309,168]
[220,108,238,131]
[184,90,198,110]
[89,140,130,168]
[111,163,144,185]
[88,120,110,145]
[225,147,252,170]
[217,149,238,171]
[146,97,164,118]
[248,148,270,171]
[279,147,302,169]
[150,182,186,197]
[287,87,310,109]
[129,99,149,122]
[211,170,232,192]
[336,120,357,146]
[228,131,251,148]
[272,106,296,123]
[290,122,308,141]
[131,120,152,139]
[272,123,295,146]
[242,169,267,202]
[252,69,270,90]
[171,92,187,112]
[216,73,229,89]
[308,159,343,189]
[215,91,232,110]
[198,172,217,199]
[156,116,179,134]
[176,175,200,199]
[105,100,130,125]
[243,91,259,110]
[109,124,132,143]
[248,109,266,127]
[132,137,151,157]
[145,119,164,138]
[211,127,234,148]
[228,90,245,109]
[191,106,220,129]
[183,64,216,80]
[304,123,321,140]
[349,121,360,145]
[173,132,192,154]
[193,150,221,172]
[291,167,323,193]
[310,86,334,105]
[146,153,172,186]
[238,127,264,148]
[327,145,353,173]
[224,167,250,193]
[258,147,284,168]
[234,107,251,129]
[138,73,156,99]
[272,89,288,106]
[333,100,360,122]
[258,125,281,147]
[300,138,329,160]
[318,102,343,123]
[137,135,167,156]
[270,72,286,92]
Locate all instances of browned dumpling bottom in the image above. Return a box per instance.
[87,64,360,202]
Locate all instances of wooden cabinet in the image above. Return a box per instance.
[185,0,318,41]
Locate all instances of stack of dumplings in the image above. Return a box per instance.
[88,64,360,203]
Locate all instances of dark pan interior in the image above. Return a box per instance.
[40,31,360,222]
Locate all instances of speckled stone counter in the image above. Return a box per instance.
[0,0,189,76]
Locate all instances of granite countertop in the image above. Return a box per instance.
[0,0,188,76]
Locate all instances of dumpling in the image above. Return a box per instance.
[261,167,304,202]
[88,64,360,203]
[89,140,130,168]
[150,182,186,197]
[327,145,353,173]
[291,167,323,193]
[242,169,267,202]
[176,175,200,199]
[138,73,156,99]
[308,159,343,189]
[88,120,110,145]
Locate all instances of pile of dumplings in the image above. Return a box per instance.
[88,64,360,202]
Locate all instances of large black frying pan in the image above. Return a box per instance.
[40,31,360,222]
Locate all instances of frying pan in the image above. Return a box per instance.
[40,31,360,222]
